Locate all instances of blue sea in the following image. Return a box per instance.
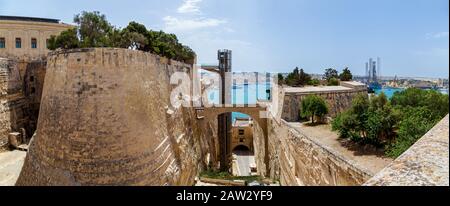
[374,87,449,99]
[207,83,271,122]
[374,87,405,99]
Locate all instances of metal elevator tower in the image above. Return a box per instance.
[217,49,232,171]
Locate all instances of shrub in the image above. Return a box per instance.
[327,77,339,86]
[300,95,329,124]
[333,88,448,158]
[339,67,353,81]
[308,79,320,86]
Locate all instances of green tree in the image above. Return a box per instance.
[339,67,353,81]
[391,88,449,118]
[324,68,338,81]
[299,68,312,86]
[327,77,339,86]
[332,94,369,140]
[285,67,301,86]
[47,28,80,50]
[47,11,196,63]
[277,73,285,85]
[284,67,311,87]
[386,107,440,158]
[363,93,398,145]
[308,79,320,86]
[300,95,329,124]
[74,11,113,47]
[332,93,399,146]
[333,87,448,156]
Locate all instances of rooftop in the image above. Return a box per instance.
[341,81,366,86]
[284,86,353,93]
[0,15,60,24]
[234,118,252,127]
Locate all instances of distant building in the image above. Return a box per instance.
[231,117,254,153]
[0,16,72,149]
[0,15,73,61]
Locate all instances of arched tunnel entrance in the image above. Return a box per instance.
[231,144,256,176]
[196,106,269,177]
[230,114,256,176]
[198,109,268,177]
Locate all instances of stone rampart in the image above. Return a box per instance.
[0,58,29,148]
[281,85,367,122]
[16,48,218,186]
[267,118,372,185]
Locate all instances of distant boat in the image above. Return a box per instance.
[368,82,382,90]
[232,85,243,89]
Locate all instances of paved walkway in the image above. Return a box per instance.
[232,150,255,176]
[0,150,26,186]
[288,123,393,174]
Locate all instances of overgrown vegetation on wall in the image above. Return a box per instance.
[332,88,449,158]
[47,11,196,63]
[278,67,353,87]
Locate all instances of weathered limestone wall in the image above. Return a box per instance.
[253,120,267,176]
[257,86,372,185]
[364,115,449,186]
[268,119,372,186]
[0,58,28,148]
[23,61,46,134]
[16,48,218,186]
[281,86,367,122]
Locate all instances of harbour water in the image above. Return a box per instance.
[374,87,449,99]
[374,87,405,99]
[208,83,271,122]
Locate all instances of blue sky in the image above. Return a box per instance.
[1,0,448,78]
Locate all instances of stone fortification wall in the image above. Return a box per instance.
[257,87,372,185]
[0,58,28,148]
[281,85,367,122]
[16,48,218,186]
[267,118,372,185]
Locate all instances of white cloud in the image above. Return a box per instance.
[177,0,203,14]
[163,16,226,32]
[426,32,449,39]
[412,48,449,56]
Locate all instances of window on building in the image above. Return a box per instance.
[31,38,37,49]
[30,76,34,82]
[238,129,245,135]
[0,38,5,48]
[239,138,245,143]
[15,38,21,48]
[31,87,36,94]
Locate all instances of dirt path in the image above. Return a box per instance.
[0,150,26,186]
[288,123,393,174]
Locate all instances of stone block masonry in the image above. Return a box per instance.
[281,85,367,122]
[265,118,372,186]
[0,58,29,148]
[16,48,219,186]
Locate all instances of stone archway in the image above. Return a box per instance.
[195,105,269,176]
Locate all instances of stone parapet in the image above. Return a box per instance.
[265,118,372,186]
